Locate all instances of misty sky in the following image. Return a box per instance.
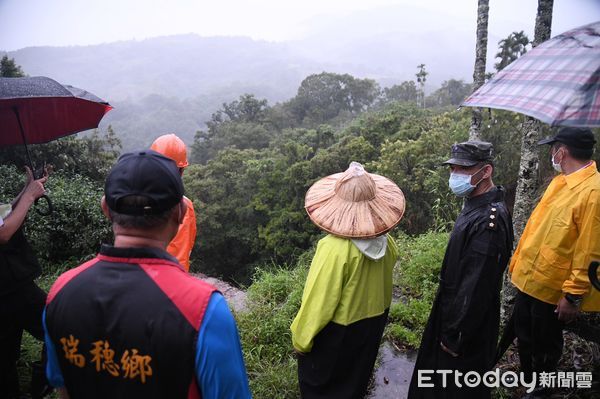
[1,0,599,51]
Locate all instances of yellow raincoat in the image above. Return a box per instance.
[291,234,398,352]
[167,196,197,272]
[510,162,600,311]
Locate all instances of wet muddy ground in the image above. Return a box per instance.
[369,342,417,399]
[194,274,417,398]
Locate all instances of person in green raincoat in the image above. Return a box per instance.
[291,162,406,399]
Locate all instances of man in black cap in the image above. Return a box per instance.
[408,141,514,399]
[42,150,251,399]
[509,127,599,398]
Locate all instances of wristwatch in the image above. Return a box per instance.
[564,293,583,308]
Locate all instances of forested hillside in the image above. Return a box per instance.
[2,63,599,398]
[2,67,598,283]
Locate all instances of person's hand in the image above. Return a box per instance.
[23,178,47,202]
[555,297,579,323]
[440,341,459,357]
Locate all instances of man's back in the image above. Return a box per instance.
[44,150,251,399]
[45,246,213,398]
[45,245,251,399]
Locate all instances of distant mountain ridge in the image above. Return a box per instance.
[4,27,483,102]
[2,22,488,149]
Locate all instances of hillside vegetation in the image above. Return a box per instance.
[2,69,599,398]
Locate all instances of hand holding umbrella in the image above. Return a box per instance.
[23,165,52,215]
[23,165,48,201]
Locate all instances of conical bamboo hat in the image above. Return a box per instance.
[305,162,405,238]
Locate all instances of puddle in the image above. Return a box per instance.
[368,341,417,399]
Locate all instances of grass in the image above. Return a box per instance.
[386,231,448,349]
[235,250,313,399]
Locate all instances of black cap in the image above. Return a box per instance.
[442,141,494,167]
[105,150,184,215]
[538,127,597,149]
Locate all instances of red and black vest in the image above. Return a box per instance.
[45,245,216,399]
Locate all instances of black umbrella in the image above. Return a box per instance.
[0,76,112,214]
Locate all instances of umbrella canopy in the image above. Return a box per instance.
[0,76,112,146]
[0,76,112,216]
[462,21,600,127]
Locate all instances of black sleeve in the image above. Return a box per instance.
[439,223,507,354]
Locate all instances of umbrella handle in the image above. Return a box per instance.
[589,261,600,292]
[34,195,53,216]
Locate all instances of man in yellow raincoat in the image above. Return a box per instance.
[151,134,197,271]
[291,162,405,398]
[509,127,600,397]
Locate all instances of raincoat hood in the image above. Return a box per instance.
[351,235,388,260]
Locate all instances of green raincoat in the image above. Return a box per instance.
[291,233,398,352]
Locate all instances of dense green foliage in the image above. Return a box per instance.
[186,86,550,281]
[0,127,121,183]
[0,130,119,272]
[2,69,599,285]
[0,165,112,270]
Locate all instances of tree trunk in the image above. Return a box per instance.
[468,0,489,141]
[533,0,554,47]
[501,0,554,323]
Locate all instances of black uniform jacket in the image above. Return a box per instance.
[408,186,513,399]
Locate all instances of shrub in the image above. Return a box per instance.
[0,165,111,272]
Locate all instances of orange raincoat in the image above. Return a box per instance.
[510,162,600,311]
[167,196,197,272]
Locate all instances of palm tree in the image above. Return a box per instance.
[495,31,530,71]
[415,64,428,108]
[502,0,554,321]
[469,0,490,141]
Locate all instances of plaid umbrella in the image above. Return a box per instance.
[463,21,600,127]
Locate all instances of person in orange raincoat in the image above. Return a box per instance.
[151,134,197,271]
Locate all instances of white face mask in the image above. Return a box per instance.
[551,148,563,173]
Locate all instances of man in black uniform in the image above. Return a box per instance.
[0,166,49,398]
[408,141,514,399]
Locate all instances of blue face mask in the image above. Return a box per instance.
[448,166,485,197]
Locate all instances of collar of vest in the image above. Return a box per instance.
[98,244,182,268]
